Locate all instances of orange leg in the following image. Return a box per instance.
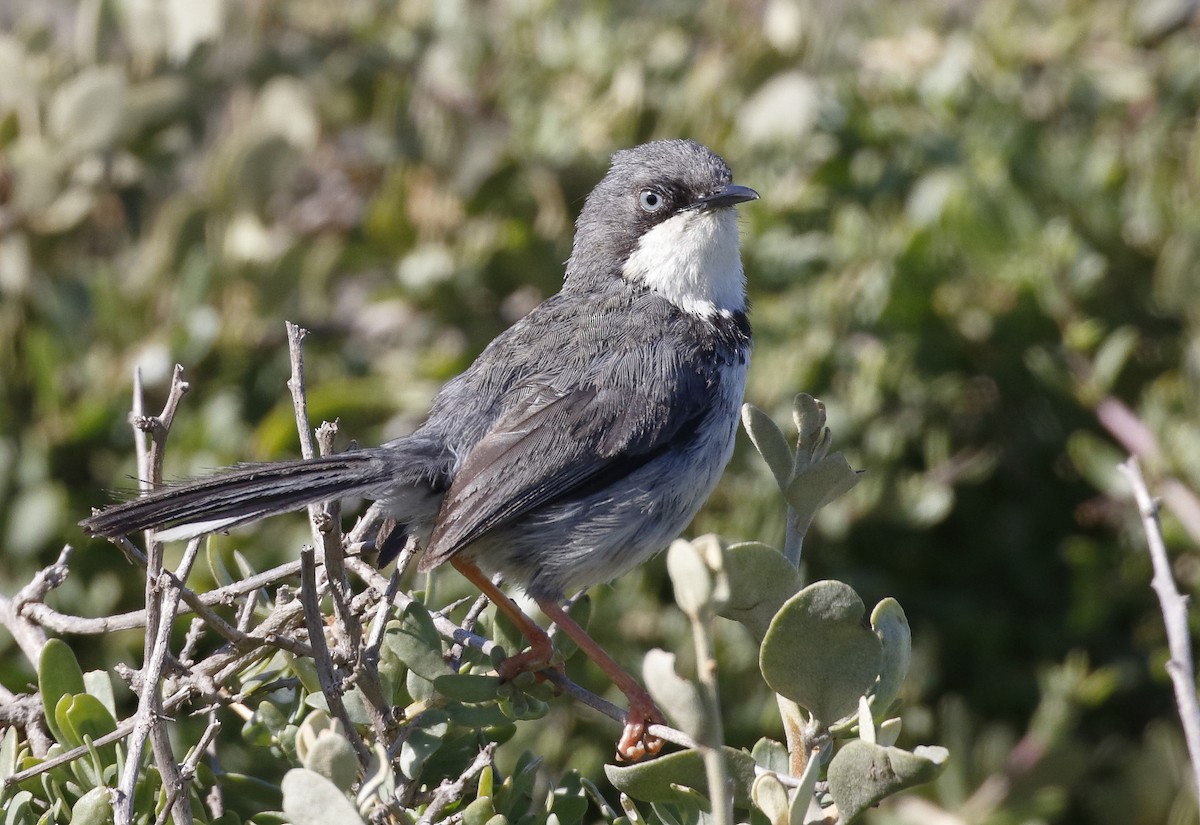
[449,557,665,762]
[537,598,665,762]
[450,558,555,679]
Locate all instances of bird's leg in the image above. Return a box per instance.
[449,558,556,679]
[449,558,663,761]
[537,598,666,762]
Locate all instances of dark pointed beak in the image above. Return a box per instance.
[696,184,760,210]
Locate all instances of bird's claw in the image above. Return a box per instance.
[616,706,666,762]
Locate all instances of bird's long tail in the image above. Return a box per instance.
[80,450,400,542]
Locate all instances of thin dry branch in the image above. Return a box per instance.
[1119,456,1200,807]
[299,547,372,765]
[1100,397,1200,543]
[115,536,202,825]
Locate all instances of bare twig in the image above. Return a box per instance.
[21,558,304,635]
[285,324,390,745]
[1100,397,1200,543]
[0,546,71,665]
[418,743,496,825]
[4,595,307,789]
[299,547,371,765]
[1119,456,1200,807]
[117,365,193,825]
[157,716,222,825]
[115,536,202,825]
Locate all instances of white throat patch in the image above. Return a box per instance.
[621,207,746,318]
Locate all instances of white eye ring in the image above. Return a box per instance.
[639,189,665,213]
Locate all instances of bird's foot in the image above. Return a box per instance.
[616,694,666,762]
[496,643,564,683]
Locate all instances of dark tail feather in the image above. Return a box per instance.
[80,450,398,541]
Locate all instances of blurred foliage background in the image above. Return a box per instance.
[2,0,1199,821]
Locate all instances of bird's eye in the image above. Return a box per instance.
[638,189,665,213]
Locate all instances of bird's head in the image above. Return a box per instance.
[566,140,759,319]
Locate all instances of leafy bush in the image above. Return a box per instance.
[1,0,1199,823]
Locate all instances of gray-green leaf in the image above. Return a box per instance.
[760,581,882,725]
[717,542,802,641]
[827,741,949,823]
[282,768,366,824]
[870,598,911,717]
[742,403,795,491]
[605,747,758,807]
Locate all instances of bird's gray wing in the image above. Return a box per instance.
[418,376,711,570]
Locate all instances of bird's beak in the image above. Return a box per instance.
[695,184,760,210]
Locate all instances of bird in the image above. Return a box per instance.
[81,139,758,761]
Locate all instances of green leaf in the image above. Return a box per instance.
[741,404,795,491]
[398,711,450,780]
[717,542,802,641]
[47,65,127,157]
[1,725,21,783]
[54,694,79,748]
[826,741,949,823]
[433,673,503,703]
[750,737,789,775]
[385,602,451,681]
[751,772,789,825]
[549,771,589,825]
[666,539,713,617]
[290,653,323,695]
[39,639,86,745]
[760,581,882,725]
[281,768,365,824]
[63,694,118,765]
[870,598,911,717]
[3,790,33,825]
[83,671,117,720]
[463,796,498,825]
[301,729,360,792]
[69,786,113,825]
[783,453,860,536]
[445,701,512,729]
[605,747,757,807]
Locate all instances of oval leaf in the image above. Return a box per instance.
[302,730,360,791]
[281,768,365,825]
[605,747,758,807]
[63,694,118,765]
[70,786,113,825]
[741,404,794,491]
[39,639,86,745]
[718,542,802,641]
[751,773,789,825]
[386,602,451,681]
[760,581,882,725]
[667,539,713,617]
[433,674,503,703]
[827,740,948,823]
[870,598,911,717]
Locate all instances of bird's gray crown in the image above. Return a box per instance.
[565,140,741,285]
